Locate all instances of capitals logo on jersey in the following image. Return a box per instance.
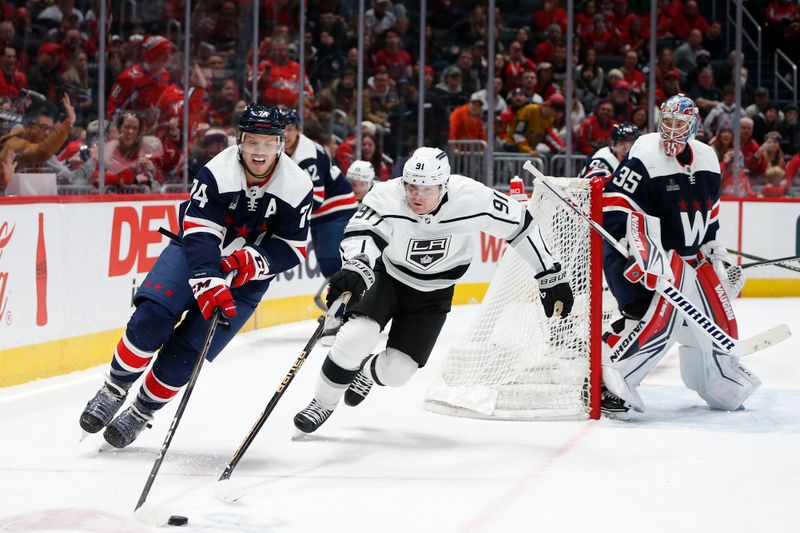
[407,237,451,270]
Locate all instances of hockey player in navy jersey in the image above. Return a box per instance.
[282,108,357,280]
[345,160,376,204]
[79,104,314,448]
[578,122,639,180]
[600,94,759,419]
[293,147,574,434]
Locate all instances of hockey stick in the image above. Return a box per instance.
[214,291,351,503]
[523,160,791,357]
[133,254,234,527]
[727,249,800,273]
[313,278,329,312]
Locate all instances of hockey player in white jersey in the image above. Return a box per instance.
[345,159,376,203]
[600,94,759,420]
[293,147,574,433]
[578,122,639,180]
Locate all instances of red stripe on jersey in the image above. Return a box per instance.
[114,337,153,369]
[144,370,179,401]
[313,195,358,215]
[602,195,639,213]
[710,203,720,221]
[296,246,308,258]
[183,219,208,231]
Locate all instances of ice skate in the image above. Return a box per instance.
[103,404,153,448]
[600,387,631,421]
[344,365,374,407]
[79,381,127,434]
[293,399,334,434]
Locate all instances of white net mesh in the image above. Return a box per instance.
[424,177,605,420]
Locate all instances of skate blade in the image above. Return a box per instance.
[291,429,313,441]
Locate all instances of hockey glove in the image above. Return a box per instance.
[622,212,673,291]
[326,254,375,307]
[535,263,574,318]
[221,246,270,288]
[190,275,236,320]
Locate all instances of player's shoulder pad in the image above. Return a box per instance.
[362,178,405,214]
[627,132,661,162]
[267,153,313,208]
[204,145,246,194]
[293,134,320,165]
[688,138,722,174]
[595,146,619,169]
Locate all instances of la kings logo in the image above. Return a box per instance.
[406,236,451,270]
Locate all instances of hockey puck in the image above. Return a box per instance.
[167,515,188,526]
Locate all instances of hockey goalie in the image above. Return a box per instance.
[600,94,761,420]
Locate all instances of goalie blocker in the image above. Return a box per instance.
[602,212,761,416]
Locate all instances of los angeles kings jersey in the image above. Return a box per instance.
[602,132,721,310]
[341,175,557,292]
[179,145,313,281]
[578,145,620,179]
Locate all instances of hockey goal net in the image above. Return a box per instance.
[424,177,606,420]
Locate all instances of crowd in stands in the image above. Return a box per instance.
[1,0,799,196]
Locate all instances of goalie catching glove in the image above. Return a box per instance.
[221,246,270,288]
[326,254,375,307]
[534,263,574,318]
[190,274,236,320]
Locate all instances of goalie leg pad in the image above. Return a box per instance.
[678,342,761,411]
[363,348,418,388]
[602,292,681,412]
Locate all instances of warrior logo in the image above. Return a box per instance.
[406,236,451,270]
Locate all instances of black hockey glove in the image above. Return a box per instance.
[326,254,375,307]
[534,263,574,318]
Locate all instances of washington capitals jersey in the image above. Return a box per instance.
[578,146,620,179]
[602,133,721,310]
[179,146,313,281]
[341,175,556,292]
[290,133,357,226]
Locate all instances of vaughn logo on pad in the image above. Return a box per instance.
[406,237,451,270]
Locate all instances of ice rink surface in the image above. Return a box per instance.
[0,298,798,532]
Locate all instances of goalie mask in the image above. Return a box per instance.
[402,147,451,214]
[658,94,699,157]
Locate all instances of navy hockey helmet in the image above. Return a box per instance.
[281,107,301,127]
[238,103,287,141]
[610,122,639,144]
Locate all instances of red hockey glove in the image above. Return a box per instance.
[221,246,270,288]
[190,276,236,320]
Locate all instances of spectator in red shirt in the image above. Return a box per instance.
[606,0,637,41]
[739,117,763,177]
[0,45,26,98]
[581,14,615,55]
[576,1,598,35]
[619,15,647,57]
[532,0,567,35]
[608,81,634,123]
[784,151,800,187]
[107,35,175,132]
[576,100,616,155]
[619,50,645,97]
[257,35,314,109]
[100,112,165,189]
[534,62,558,101]
[534,23,561,64]
[374,28,412,83]
[670,0,709,40]
[449,94,486,141]
[504,40,536,91]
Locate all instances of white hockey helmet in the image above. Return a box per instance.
[402,147,451,191]
[346,160,376,184]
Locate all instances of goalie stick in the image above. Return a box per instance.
[214,291,351,503]
[728,249,800,274]
[522,160,791,357]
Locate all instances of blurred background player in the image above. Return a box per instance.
[293,147,574,434]
[578,122,639,181]
[345,159,376,204]
[282,108,357,281]
[78,104,313,448]
[600,94,759,420]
